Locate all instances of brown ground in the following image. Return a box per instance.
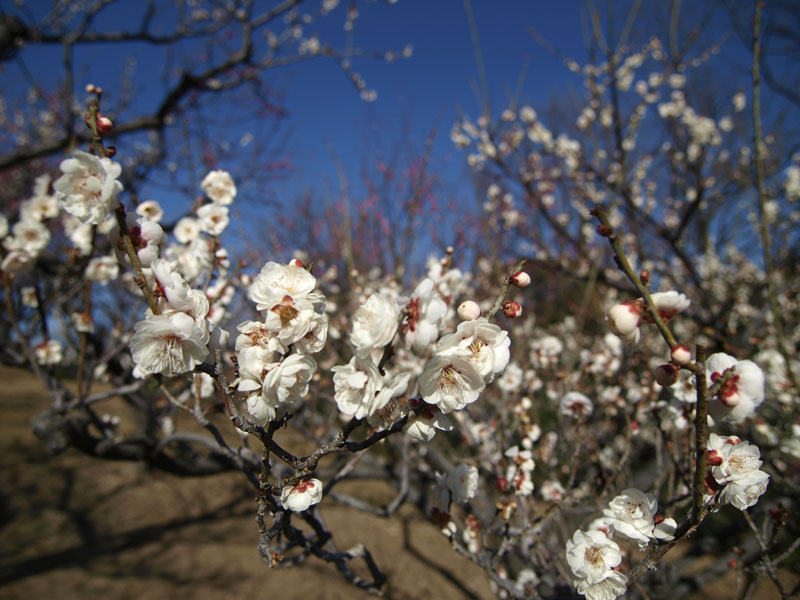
[1,365,796,600]
[0,366,495,600]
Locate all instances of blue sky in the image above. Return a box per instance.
[4,0,783,264]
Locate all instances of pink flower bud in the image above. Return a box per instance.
[457,300,481,321]
[671,345,692,365]
[502,301,522,318]
[85,83,96,93]
[510,270,531,288]
[288,258,305,268]
[96,114,113,134]
[655,363,679,386]
[607,301,642,337]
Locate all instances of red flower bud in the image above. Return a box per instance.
[502,301,522,318]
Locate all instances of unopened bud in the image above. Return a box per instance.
[655,363,679,386]
[457,300,481,321]
[288,258,305,268]
[608,301,642,337]
[597,224,614,237]
[96,114,113,134]
[510,270,531,288]
[671,345,692,365]
[105,146,116,158]
[85,83,96,93]
[502,301,522,319]
[639,269,650,285]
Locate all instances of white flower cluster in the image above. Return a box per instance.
[567,488,676,600]
[1,174,58,275]
[433,463,479,508]
[565,530,627,600]
[601,488,676,549]
[54,150,122,225]
[705,352,765,423]
[503,444,535,496]
[129,258,215,377]
[419,316,510,414]
[706,433,770,510]
[235,261,328,424]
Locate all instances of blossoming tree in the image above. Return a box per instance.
[1,1,799,599]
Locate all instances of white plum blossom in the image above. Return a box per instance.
[112,215,164,268]
[419,355,485,413]
[130,312,210,377]
[351,293,399,358]
[135,200,164,222]
[245,354,316,424]
[405,400,453,441]
[705,352,765,423]
[264,296,326,350]
[280,478,323,512]
[447,464,479,504]
[85,256,119,284]
[560,391,594,419]
[707,433,770,510]
[34,340,63,366]
[566,529,626,599]
[248,261,321,311]
[3,219,51,254]
[201,170,237,205]
[197,203,229,236]
[404,278,447,354]
[151,259,209,320]
[602,488,658,547]
[174,217,200,243]
[435,318,510,383]
[574,570,628,600]
[54,150,123,225]
[331,356,383,419]
[63,215,93,255]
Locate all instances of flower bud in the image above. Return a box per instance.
[457,300,481,321]
[510,270,531,288]
[655,363,679,386]
[671,344,692,365]
[85,83,96,93]
[597,224,614,237]
[96,114,113,134]
[502,301,522,318]
[288,258,305,268]
[607,301,641,337]
[639,269,650,285]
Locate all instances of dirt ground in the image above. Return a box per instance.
[1,365,797,600]
[0,366,496,600]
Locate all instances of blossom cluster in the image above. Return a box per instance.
[567,488,676,600]
[706,434,770,510]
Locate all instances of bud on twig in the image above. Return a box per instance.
[671,345,691,365]
[639,269,650,285]
[502,301,522,319]
[457,300,481,321]
[597,224,614,237]
[510,271,531,288]
[655,363,679,386]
